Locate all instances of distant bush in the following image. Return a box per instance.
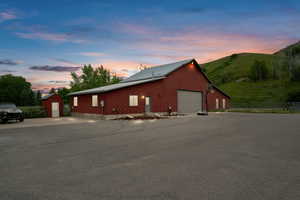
[20,106,47,118]
[249,60,269,81]
[63,105,71,116]
[290,64,300,82]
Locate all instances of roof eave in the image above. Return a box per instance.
[68,77,166,96]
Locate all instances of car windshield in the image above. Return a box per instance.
[0,103,17,109]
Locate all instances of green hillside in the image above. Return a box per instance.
[202,42,300,108]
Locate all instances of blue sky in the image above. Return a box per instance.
[0,0,299,90]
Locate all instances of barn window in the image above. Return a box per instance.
[73,97,78,107]
[216,98,219,109]
[222,98,226,109]
[129,95,138,106]
[92,95,98,107]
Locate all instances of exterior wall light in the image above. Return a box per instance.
[141,95,145,99]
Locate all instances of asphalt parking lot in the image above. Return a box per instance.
[0,113,300,200]
[0,117,97,130]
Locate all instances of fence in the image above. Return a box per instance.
[229,101,300,112]
[20,106,47,118]
[287,102,300,111]
[20,105,71,118]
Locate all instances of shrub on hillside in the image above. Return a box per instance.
[249,60,269,81]
[290,64,300,82]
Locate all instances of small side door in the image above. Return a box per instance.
[145,97,151,113]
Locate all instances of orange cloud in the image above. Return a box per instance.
[118,23,296,63]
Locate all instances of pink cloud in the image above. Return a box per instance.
[28,60,145,89]
[79,52,106,57]
[119,23,160,35]
[0,10,17,22]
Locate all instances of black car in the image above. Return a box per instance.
[0,103,24,123]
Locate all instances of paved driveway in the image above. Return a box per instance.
[0,113,300,200]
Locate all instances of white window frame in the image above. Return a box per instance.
[222,98,226,109]
[73,97,78,107]
[216,98,219,110]
[129,95,138,107]
[92,95,98,107]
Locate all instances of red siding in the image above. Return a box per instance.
[71,63,230,115]
[71,94,104,114]
[42,94,64,117]
[207,89,230,111]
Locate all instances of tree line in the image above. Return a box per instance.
[0,74,42,106]
[0,65,122,106]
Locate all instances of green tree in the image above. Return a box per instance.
[0,74,36,106]
[111,73,122,84]
[49,88,56,94]
[286,89,300,102]
[57,87,70,104]
[70,64,121,92]
[290,64,300,81]
[249,60,269,81]
[35,90,42,105]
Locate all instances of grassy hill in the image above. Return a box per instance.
[202,42,300,108]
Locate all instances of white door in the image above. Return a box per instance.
[145,97,151,113]
[177,90,202,113]
[222,99,226,109]
[51,102,59,117]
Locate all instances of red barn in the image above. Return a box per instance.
[41,93,64,117]
[68,59,230,118]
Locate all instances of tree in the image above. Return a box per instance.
[249,60,269,81]
[0,74,36,106]
[282,46,300,81]
[70,64,121,92]
[57,87,70,104]
[35,90,42,105]
[49,88,56,94]
[286,89,300,102]
[290,64,300,82]
[111,73,122,84]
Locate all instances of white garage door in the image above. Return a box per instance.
[177,90,203,113]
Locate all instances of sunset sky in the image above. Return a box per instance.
[0,0,299,90]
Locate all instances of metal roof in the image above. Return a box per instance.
[68,77,165,96]
[41,93,55,100]
[121,59,194,83]
[68,59,194,96]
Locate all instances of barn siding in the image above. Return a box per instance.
[71,62,230,115]
[42,94,64,117]
[207,90,230,110]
